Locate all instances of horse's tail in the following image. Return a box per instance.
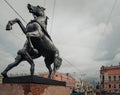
[54,56,62,71]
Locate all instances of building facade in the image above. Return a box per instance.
[40,72,94,93]
[100,63,120,93]
[40,72,76,88]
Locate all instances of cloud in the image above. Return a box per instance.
[0,0,120,81]
[50,0,119,81]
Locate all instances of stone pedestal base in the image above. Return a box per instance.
[2,75,66,86]
[0,76,69,95]
[0,84,70,95]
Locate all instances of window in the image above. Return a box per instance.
[114,84,116,88]
[119,76,120,81]
[114,76,116,81]
[108,76,111,81]
[109,84,111,88]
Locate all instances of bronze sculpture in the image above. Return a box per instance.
[1,4,62,79]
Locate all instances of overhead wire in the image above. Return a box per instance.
[3,0,27,24]
[90,0,117,79]
[49,0,56,34]
[106,0,117,26]
[97,0,117,51]
[103,0,117,34]
[62,57,81,72]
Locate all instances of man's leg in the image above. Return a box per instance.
[23,51,35,75]
[1,55,22,77]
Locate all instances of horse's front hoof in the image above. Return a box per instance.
[6,23,12,30]
[1,72,8,78]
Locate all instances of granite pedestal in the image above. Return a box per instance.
[2,75,66,86]
[0,75,70,95]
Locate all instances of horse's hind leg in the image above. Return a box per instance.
[1,55,23,77]
[44,58,52,79]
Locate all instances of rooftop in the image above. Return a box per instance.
[101,63,120,70]
[107,69,120,75]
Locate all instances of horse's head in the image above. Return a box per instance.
[27,4,45,17]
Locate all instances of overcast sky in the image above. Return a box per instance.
[0,0,120,81]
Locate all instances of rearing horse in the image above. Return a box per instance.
[1,4,62,79]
